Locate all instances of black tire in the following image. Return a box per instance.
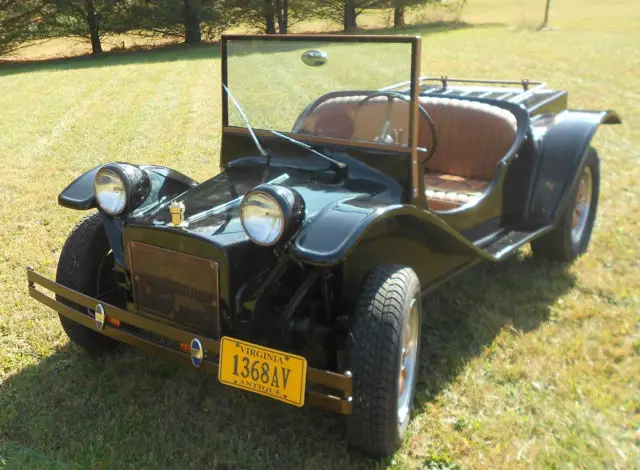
[531,147,600,262]
[56,213,121,356]
[345,265,422,456]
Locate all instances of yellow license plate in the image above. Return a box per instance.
[218,337,307,407]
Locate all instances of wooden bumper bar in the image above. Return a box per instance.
[27,268,352,414]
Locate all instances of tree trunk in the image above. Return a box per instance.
[85,0,102,54]
[264,0,276,34]
[394,7,405,28]
[184,0,202,45]
[343,0,357,32]
[275,0,288,34]
[539,0,551,29]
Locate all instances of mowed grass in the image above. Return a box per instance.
[1,0,639,468]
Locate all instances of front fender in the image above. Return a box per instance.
[291,199,490,267]
[529,109,621,223]
[58,164,197,211]
[59,164,197,267]
[58,165,101,210]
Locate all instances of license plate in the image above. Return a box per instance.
[218,337,307,407]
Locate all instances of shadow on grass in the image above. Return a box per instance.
[0,21,503,79]
[0,254,572,469]
[415,255,575,408]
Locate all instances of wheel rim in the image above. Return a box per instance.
[397,296,420,429]
[571,166,593,244]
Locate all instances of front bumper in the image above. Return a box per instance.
[27,268,353,414]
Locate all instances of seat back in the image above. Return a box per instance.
[294,94,518,182]
[293,94,411,146]
[419,97,518,181]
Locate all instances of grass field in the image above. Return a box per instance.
[1,0,639,468]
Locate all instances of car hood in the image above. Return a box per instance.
[128,155,403,248]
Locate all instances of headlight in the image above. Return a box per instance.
[94,163,150,216]
[240,185,304,246]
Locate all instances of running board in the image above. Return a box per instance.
[481,225,554,260]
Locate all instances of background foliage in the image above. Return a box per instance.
[0,0,458,55]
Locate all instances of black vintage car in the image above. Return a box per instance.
[27,35,620,456]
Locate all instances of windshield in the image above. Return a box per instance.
[224,36,417,149]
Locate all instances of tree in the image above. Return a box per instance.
[538,0,551,30]
[47,0,128,54]
[127,0,233,44]
[275,0,288,33]
[0,0,48,56]
[392,0,463,29]
[318,0,385,32]
[393,0,405,27]
[263,0,276,33]
[230,0,311,34]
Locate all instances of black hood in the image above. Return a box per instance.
[128,154,403,248]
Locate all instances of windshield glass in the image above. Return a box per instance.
[224,37,415,149]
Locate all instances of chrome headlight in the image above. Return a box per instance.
[94,163,150,216]
[240,185,304,246]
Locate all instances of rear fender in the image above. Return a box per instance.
[529,109,621,223]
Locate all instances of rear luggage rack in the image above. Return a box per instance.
[381,76,566,113]
[418,77,547,103]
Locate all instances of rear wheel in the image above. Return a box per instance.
[56,213,121,356]
[345,265,422,456]
[532,148,600,262]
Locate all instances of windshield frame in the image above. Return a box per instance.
[221,34,423,201]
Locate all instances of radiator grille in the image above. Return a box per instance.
[129,241,219,335]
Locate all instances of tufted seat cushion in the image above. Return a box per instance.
[293,94,411,145]
[419,97,517,210]
[419,97,518,181]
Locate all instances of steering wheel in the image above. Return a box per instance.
[353,91,438,164]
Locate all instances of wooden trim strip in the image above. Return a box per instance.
[28,269,220,352]
[307,368,352,395]
[409,37,423,202]
[31,287,222,374]
[27,269,353,407]
[306,391,352,414]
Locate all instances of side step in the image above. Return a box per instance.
[482,226,553,260]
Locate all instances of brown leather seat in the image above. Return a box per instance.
[420,97,517,210]
[294,95,411,145]
[294,94,518,211]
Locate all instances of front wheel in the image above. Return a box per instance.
[532,147,600,262]
[345,265,422,456]
[56,213,121,356]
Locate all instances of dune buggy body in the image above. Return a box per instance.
[26,34,620,456]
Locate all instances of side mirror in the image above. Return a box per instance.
[301,50,328,67]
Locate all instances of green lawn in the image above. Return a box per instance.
[1,0,639,468]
